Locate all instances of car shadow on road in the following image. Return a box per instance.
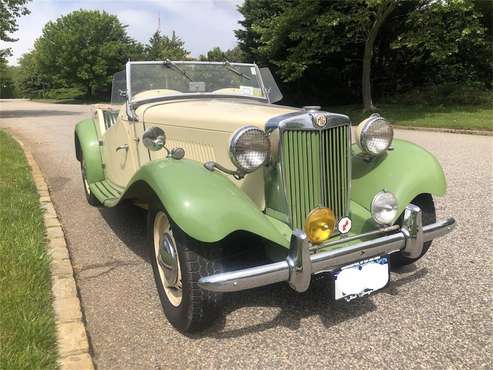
[191,265,429,340]
[0,110,82,118]
[97,203,429,339]
[97,202,150,262]
[188,278,378,340]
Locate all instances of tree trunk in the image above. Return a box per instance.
[85,82,92,100]
[362,1,397,112]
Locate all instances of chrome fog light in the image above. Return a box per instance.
[371,191,398,225]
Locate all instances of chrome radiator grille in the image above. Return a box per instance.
[281,125,351,229]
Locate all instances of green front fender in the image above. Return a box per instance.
[126,159,292,246]
[74,119,104,184]
[351,139,446,223]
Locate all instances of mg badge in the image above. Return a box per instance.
[338,217,352,234]
[313,113,327,128]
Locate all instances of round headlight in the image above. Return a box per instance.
[229,126,270,173]
[371,191,398,225]
[356,114,393,155]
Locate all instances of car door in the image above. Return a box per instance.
[101,115,139,188]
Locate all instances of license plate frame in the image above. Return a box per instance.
[332,256,390,302]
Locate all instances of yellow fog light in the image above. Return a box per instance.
[304,208,336,244]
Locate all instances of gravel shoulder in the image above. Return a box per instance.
[1,99,491,369]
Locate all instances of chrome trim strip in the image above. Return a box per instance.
[311,232,404,273]
[198,261,290,293]
[309,224,400,252]
[198,210,456,293]
[422,217,456,242]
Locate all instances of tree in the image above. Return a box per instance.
[0,0,31,63]
[390,0,491,88]
[144,30,188,60]
[236,0,491,109]
[361,1,397,111]
[199,46,245,62]
[237,0,401,111]
[23,10,143,99]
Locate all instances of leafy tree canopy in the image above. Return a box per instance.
[236,0,491,107]
[199,46,245,62]
[22,9,143,98]
[144,30,188,60]
[0,0,31,63]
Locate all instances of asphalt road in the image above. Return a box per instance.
[1,99,491,370]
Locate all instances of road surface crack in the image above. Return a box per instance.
[76,260,142,280]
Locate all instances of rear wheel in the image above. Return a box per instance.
[80,158,101,206]
[148,205,223,333]
[391,193,436,268]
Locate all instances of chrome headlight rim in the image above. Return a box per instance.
[358,113,394,156]
[371,190,399,225]
[229,125,270,173]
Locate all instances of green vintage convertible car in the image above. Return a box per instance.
[74,61,455,332]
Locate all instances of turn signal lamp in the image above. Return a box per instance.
[304,208,336,244]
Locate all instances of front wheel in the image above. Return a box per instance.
[148,205,223,333]
[391,193,436,268]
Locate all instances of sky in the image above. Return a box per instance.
[1,0,244,66]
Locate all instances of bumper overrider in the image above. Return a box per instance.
[198,205,456,293]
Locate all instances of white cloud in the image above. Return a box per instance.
[1,0,244,66]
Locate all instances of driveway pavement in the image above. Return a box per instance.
[1,99,491,369]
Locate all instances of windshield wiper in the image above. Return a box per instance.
[222,60,251,80]
[163,59,193,82]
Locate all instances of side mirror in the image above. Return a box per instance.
[143,127,166,151]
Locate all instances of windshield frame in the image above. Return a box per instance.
[125,60,270,108]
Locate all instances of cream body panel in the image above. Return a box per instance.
[134,98,299,209]
[101,115,139,188]
[139,99,298,132]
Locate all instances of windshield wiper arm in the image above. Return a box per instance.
[222,60,251,80]
[164,59,193,82]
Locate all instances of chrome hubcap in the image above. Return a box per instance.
[157,233,179,287]
[153,211,182,306]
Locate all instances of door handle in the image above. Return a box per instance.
[116,144,129,152]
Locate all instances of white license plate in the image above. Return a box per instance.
[333,256,389,301]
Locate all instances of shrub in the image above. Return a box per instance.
[383,83,493,106]
[43,87,85,100]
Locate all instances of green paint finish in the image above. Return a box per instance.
[94,158,292,246]
[351,139,446,224]
[74,119,104,184]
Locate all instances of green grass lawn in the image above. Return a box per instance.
[0,130,58,369]
[31,98,107,105]
[325,104,492,131]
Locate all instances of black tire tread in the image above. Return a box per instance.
[148,205,223,333]
[175,226,223,331]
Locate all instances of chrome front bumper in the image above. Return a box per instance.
[198,205,456,293]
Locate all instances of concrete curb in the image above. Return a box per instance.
[12,136,95,370]
[393,125,492,136]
